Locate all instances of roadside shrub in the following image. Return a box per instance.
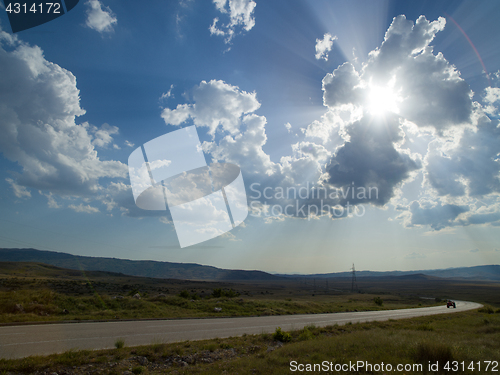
[132,366,143,374]
[203,343,217,352]
[173,346,183,356]
[298,327,314,341]
[178,290,190,299]
[478,305,495,314]
[212,288,223,298]
[374,297,383,306]
[114,339,125,349]
[272,327,292,343]
[225,289,240,297]
[416,323,434,331]
[56,349,88,365]
[435,297,442,303]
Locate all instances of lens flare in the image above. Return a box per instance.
[366,81,401,116]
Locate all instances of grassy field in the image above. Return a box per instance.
[0,287,435,323]
[0,262,453,324]
[0,308,499,374]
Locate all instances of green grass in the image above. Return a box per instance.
[0,309,499,374]
[0,286,441,323]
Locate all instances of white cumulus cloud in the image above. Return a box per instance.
[315,33,337,61]
[161,80,260,136]
[209,0,256,44]
[0,26,127,201]
[68,203,100,213]
[85,0,117,34]
[5,178,31,199]
[87,123,120,148]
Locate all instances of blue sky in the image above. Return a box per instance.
[0,0,499,274]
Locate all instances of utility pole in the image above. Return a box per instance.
[351,263,358,292]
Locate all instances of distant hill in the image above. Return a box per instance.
[279,265,500,281]
[0,261,133,280]
[0,248,282,281]
[0,248,498,282]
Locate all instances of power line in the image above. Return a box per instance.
[351,263,358,292]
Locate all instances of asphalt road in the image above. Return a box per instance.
[0,301,482,359]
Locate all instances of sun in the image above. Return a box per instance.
[366,81,401,116]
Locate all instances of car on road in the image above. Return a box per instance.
[447,300,456,308]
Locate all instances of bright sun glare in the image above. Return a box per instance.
[366,84,401,116]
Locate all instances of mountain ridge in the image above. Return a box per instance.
[0,248,498,281]
[279,265,500,280]
[0,248,281,281]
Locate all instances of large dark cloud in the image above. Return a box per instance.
[324,114,420,206]
[404,200,469,230]
[315,15,474,213]
[315,15,500,230]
